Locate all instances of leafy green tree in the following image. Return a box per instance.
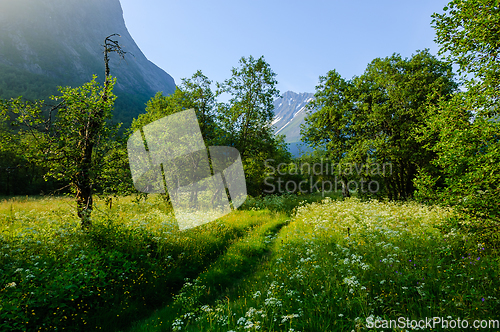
[130,70,220,146]
[302,50,457,199]
[414,0,500,222]
[1,77,118,227]
[217,55,291,196]
[217,55,281,158]
[0,97,66,195]
[301,70,353,162]
[129,71,225,207]
[414,94,500,220]
[0,35,126,228]
[93,135,134,197]
[131,59,291,197]
[0,105,43,195]
[50,78,118,227]
[432,0,500,109]
[301,69,355,197]
[181,70,220,145]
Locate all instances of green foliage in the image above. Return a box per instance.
[301,69,352,160]
[0,97,61,195]
[414,0,500,229]
[130,70,220,146]
[131,197,500,332]
[3,195,499,332]
[0,195,277,331]
[44,76,117,185]
[432,0,500,101]
[414,93,500,226]
[217,56,291,196]
[302,50,457,200]
[240,192,342,215]
[131,91,176,130]
[0,82,133,198]
[94,137,135,196]
[132,60,292,197]
[217,55,280,158]
[0,115,48,195]
[0,76,132,227]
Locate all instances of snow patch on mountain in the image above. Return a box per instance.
[271,116,282,126]
[271,91,315,146]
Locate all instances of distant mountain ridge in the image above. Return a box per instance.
[272,91,315,156]
[272,91,315,143]
[0,0,176,125]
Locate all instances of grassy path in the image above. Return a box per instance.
[128,198,500,332]
[0,195,285,331]
[126,212,289,331]
[1,196,499,331]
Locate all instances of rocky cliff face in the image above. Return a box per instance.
[272,91,315,157]
[0,0,176,123]
[272,91,315,143]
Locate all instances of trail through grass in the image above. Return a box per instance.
[0,195,284,331]
[1,195,499,331]
[130,198,500,332]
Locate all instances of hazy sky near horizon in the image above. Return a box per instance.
[119,0,451,94]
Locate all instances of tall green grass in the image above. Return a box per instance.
[131,197,500,331]
[240,192,342,215]
[0,195,279,331]
[2,195,499,331]
[128,211,289,332]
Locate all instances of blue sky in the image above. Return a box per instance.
[119,0,451,95]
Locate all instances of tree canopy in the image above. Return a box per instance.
[413,0,500,223]
[217,56,290,196]
[217,55,281,159]
[302,50,457,199]
[130,70,220,147]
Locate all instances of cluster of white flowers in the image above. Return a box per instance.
[416,282,426,297]
[281,313,300,323]
[341,253,371,271]
[343,275,367,294]
[171,318,184,331]
[380,253,400,264]
[245,307,264,318]
[161,196,465,331]
[264,297,282,308]
[264,234,277,244]
[200,305,212,313]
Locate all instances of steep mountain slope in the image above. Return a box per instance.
[272,91,315,156]
[272,91,314,143]
[0,0,176,125]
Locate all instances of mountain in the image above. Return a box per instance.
[272,91,315,156]
[0,0,176,125]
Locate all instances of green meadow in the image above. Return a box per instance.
[1,194,498,331]
[2,1,500,331]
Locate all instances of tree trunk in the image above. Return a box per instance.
[74,34,124,229]
[341,175,350,198]
[76,137,94,229]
